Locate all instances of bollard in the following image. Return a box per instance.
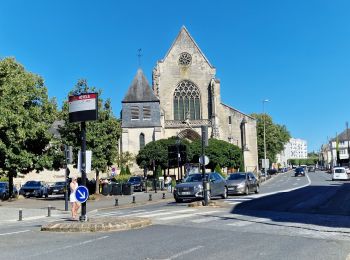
[149,194,152,201]
[132,195,136,204]
[162,193,165,199]
[19,209,23,221]
[47,205,51,217]
[115,198,119,206]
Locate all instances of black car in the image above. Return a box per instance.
[49,181,66,195]
[295,167,306,177]
[0,182,18,200]
[19,181,49,198]
[127,176,145,192]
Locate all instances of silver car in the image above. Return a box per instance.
[174,172,227,203]
[226,172,259,195]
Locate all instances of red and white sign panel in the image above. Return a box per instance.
[68,93,98,123]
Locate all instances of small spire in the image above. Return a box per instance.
[137,48,142,68]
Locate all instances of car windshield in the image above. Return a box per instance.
[227,173,246,180]
[55,182,66,186]
[335,169,345,173]
[296,168,304,172]
[129,177,141,182]
[24,181,40,186]
[0,183,6,188]
[184,174,204,182]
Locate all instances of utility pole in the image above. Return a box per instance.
[263,99,269,172]
[79,122,87,222]
[201,126,208,206]
[347,122,350,167]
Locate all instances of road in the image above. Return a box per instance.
[1,170,350,260]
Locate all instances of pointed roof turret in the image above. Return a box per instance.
[122,69,159,103]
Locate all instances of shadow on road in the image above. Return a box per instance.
[230,183,350,228]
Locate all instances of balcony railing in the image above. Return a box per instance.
[165,119,211,128]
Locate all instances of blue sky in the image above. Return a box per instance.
[1,0,350,152]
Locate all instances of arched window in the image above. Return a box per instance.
[173,80,201,120]
[139,133,145,149]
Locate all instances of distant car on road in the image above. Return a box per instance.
[226,172,259,195]
[49,181,66,195]
[332,167,349,181]
[127,176,145,192]
[19,181,49,198]
[174,172,227,203]
[295,167,306,177]
[308,166,316,172]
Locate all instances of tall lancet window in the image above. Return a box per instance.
[139,133,145,149]
[173,80,201,121]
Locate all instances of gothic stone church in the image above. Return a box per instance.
[121,26,258,175]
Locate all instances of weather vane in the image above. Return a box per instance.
[137,48,142,67]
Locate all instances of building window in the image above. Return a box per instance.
[173,80,201,120]
[228,116,232,125]
[178,52,192,66]
[131,106,139,120]
[143,106,151,120]
[140,133,145,149]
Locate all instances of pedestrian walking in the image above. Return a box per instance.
[69,177,80,220]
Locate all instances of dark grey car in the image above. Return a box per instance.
[226,172,259,195]
[174,172,227,203]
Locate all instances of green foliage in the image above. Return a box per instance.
[125,165,131,175]
[116,174,131,183]
[58,80,121,173]
[214,164,227,178]
[155,165,162,178]
[250,113,291,164]
[0,57,58,174]
[117,152,135,168]
[0,177,9,182]
[136,136,242,173]
[120,166,126,175]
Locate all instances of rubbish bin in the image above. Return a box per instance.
[102,183,109,196]
[111,183,122,195]
[122,183,133,195]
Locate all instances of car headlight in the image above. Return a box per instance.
[237,182,245,188]
[194,185,203,191]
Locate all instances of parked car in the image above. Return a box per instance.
[267,169,277,175]
[19,181,49,198]
[332,167,349,181]
[49,181,66,195]
[127,176,145,192]
[226,172,259,195]
[0,182,18,200]
[294,167,306,177]
[308,166,316,172]
[173,172,227,203]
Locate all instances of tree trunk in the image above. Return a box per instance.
[95,169,100,194]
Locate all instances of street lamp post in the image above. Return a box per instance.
[263,99,269,172]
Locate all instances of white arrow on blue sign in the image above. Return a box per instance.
[75,185,89,203]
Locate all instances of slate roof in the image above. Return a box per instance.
[122,69,159,103]
[331,129,350,142]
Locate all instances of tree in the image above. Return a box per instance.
[251,113,291,166]
[59,80,121,194]
[0,57,58,195]
[188,139,242,171]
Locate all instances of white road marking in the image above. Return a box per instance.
[27,236,109,257]
[159,210,220,221]
[140,209,196,218]
[227,220,252,227]
[191,216,220,223]
[0,230,30,236]
[169,245,204,259]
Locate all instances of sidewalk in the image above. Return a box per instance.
[0,189,174,222]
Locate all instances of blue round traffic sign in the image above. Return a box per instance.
[75,185,89,203]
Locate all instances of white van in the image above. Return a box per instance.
[332,167,349,181]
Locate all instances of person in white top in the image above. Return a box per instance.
[69,177,80,220]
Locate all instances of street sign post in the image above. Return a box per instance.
[75,186,89,204]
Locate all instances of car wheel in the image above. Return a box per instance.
[221,187,228,199]
[175,198,183,203]
[45,193,48,198]
[255,185,259,194]
[244,186,249,195]
[1,193,6,201]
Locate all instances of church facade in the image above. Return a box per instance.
[121,26,258,175]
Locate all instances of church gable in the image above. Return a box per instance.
[162,26,214,70]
